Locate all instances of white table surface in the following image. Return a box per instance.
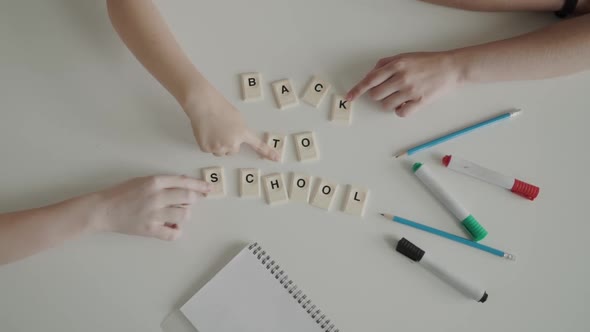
[1,1,589,331]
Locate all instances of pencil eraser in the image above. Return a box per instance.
[442,155,451,167]
[511,179,539,201]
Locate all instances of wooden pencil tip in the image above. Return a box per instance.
[394,152,406,158]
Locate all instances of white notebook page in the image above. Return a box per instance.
[181,245,329,332]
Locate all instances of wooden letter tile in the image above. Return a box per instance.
[271,79,298,110]
[264,132,287,162]
[311,178,339,210]
[201,166,225,198]
[239,168,260,198]
[293,131,319,162]
[301,76,331,108]
[262,173,288,205]
[240,72,263,101]
[331,95,352,125]
[289,173,312,203]
[342,185,369,217]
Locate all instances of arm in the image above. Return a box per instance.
[0,196,97,265]
[106,0,277,160]
[0,176,211,265]
[456,13,590,82]
[420,0,590,13]
[347,14,590,116]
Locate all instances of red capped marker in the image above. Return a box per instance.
[442,155,539,201]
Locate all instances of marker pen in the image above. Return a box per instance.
[442,155,539,201]
[396,237,488,303]
[412,162,488,241]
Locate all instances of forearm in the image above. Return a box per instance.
[0,195,98,265]
[420,0,589,12]
[453,14,590,82]
[106,0,207,107]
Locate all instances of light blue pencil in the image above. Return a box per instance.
[381,213,516,261]
[394,109,521,158]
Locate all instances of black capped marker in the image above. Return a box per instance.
[396,237,488,303]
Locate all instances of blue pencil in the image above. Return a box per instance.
[394,109,521,158]
[381,213,516,261]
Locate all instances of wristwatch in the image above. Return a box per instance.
[555,0,578,18]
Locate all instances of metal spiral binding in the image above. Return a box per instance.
[248,242,340,332]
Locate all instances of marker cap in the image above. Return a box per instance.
[442,155,451,167]
[396,238,425,262]
[511,179,540,201]
[412,162,423,173]
[461,215,488,242]
[479,292,489,303]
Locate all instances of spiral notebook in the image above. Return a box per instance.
[180,242,340,332]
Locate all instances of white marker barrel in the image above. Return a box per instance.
[413,163,469,220]
[412,162,488,241]
[396,238,487,303]
[420,253,487,302]
[443,155,539,201]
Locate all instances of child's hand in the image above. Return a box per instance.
[91,175,212,241]
[346,52,462,117]
[182,85,279,160]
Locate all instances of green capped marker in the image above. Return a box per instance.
[412,162,488,242]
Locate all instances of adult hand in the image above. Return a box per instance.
[346,52,462,117]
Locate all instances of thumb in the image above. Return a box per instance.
[151,225,182,241]
[244,131,279,161]
[395,99,422,118]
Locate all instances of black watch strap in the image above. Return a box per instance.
[555,0,578,18]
